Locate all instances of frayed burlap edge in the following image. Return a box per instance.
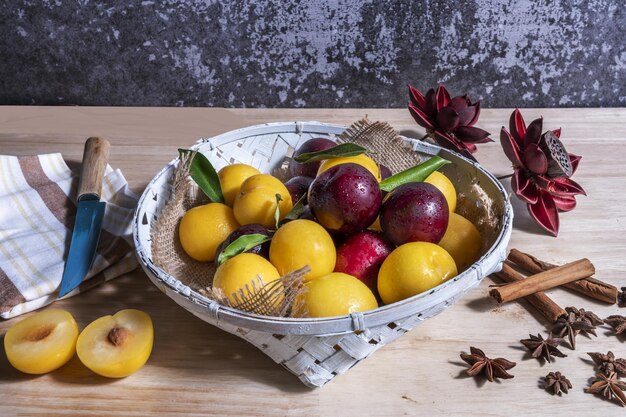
[457,183,501,253]
[338,117,422,171]
[151,153,214,291]
[200,266,310,318]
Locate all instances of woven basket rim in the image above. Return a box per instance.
[133,121,513,335]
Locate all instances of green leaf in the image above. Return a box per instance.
[293,143,368,163]
[279,194,307,225]
[274,193,283,230]
[379,156,451,192]
[216,233,273,266]
[178,149,224,203]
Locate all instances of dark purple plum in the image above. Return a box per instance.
[379,164,393,180]
[284,176,314,203]
[288,138,337,178]
[308,163,382,235]
[380,182,449,246]
[214,223,271,263]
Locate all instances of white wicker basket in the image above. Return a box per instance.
[133,121,513,387]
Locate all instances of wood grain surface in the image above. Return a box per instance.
[1,106,625,417]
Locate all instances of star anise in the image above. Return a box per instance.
[604,315,626,336]
[588,351,626,376]
[585,372,626,407]
[460,346,516,382]
[572,307,604,326]
[618,287,626,307]
[520,333,567,362]
[552,306,601,349]
[544,371,572,395]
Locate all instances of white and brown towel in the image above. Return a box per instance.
[0,153,138,319]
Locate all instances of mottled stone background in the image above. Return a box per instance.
[1,1,624,107]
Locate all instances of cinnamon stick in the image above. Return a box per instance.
[508,249,618,304]
[492,262,566,323]
[489,258,595,304]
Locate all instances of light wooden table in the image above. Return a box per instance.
[1,106,625,417]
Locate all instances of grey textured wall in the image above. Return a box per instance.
[1,1,624,108]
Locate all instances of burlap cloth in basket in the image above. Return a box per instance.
[150,118,496,317]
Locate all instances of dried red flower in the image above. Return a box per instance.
[500,109,586,236]
[408,84,491,159]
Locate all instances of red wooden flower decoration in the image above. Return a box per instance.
[408,84,491,159]
[500,109,586,236]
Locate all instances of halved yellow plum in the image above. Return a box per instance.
[76,309,153,378]
[4,308,79,374]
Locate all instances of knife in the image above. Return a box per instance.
[58,137,111,297]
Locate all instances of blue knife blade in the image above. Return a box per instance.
[58,198,106,297]
[58,137,111,298]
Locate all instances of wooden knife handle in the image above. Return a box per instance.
[77,137,111,200]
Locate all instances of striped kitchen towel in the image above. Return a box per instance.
[0,153,138,319]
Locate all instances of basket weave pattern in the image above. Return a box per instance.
[133,121,513,387]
